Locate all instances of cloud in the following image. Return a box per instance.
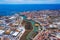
[0,0,60,4]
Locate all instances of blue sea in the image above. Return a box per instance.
[0,4,60,16]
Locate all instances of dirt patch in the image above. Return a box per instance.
[20,30,32,40]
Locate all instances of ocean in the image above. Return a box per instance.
[0,4,60,16]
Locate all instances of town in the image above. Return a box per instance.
[0,10,60,40]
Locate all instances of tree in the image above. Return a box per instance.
[25,22,33,30]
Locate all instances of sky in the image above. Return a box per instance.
[0,0,60,4]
